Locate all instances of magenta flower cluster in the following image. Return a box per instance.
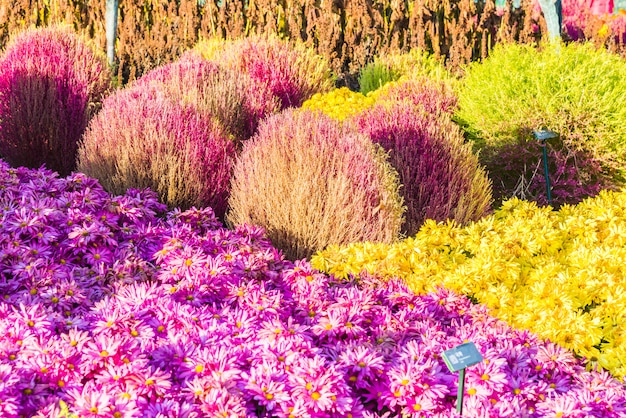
[0,162,625,417]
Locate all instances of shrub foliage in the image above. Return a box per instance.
[227,109,405,260]
[194,35,333,109]
[77,85,235,217]
[0,25,110,176]
[358,49,453,94]
[456,42,626,205]
[133,55,280,144]
[353,101,492,235]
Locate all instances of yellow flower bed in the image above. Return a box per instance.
[301,87,376,121]
[312,190,626,379]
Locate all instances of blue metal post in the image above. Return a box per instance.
[457,368,466,415]
[541,141,552,205]
[538,0,562,41]
[106,0,119,67]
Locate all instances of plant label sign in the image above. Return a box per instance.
[442,342,483,372]
[533,130,558,141]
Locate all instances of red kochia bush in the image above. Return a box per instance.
[353,102,493,236]
[77,85,235,218]
[0,25,110,176]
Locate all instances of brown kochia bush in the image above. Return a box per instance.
[353,100,493,236]
[227,109,405,260]
[77,85,235,217]
[0,25,110,176]
[1,0,555,86]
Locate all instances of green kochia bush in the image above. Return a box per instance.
[353,101,493,236]
[456,42,626,205]
[358,49,453,95]
[0,25,110,176]
[77,85,235,218]
[358,62,401,96]
[227,109,405,260]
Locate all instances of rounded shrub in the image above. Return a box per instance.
[0,25,110,176]
[194,34,334,109]
[134,55,280,144]
[227,109,405,260]
[352,101,492,236]
[77,85,235,218]
[300,87,376,121]
[358,62,401,96]
[370,78,458,116]
[358,49,453,95]
[456,42,626,205]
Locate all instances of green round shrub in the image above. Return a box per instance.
[358,49,453,95]
[456,42,626,204]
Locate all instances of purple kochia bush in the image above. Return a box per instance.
[353,101,493,236]
[374,78,458,116]
[77,83,235,218]
[1,163,625,417]
[486,140,611,207]
[0,25,110,176]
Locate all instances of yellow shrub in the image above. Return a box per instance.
[312,190,626,379]
[301,88,376,121]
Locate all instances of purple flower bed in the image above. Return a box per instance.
[0,162,625,417]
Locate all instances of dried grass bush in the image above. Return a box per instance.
[132,55,280,144]
[0,0,574,85]
[194,34,334,109]
[353,101,493,235]
[77,85,235,217]
[0,25,110,176]
[227,109,405,260]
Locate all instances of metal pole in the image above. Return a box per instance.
[541,141,552,205]
[538,0,562,42]
[105,0,119,67]
[457,367,466,415]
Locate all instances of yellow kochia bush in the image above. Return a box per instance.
[312,190,626,379]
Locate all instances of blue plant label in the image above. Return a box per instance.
[533,130,558,141]
[442,342,483,372]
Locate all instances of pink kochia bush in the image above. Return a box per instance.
[374,79,458,116]
[133,55,280,144]
[227,109,405,260]
[195,35,334,109]
[77,84,235,218]
[0,162,626,417]
[0,25,110,176]
[353,102,492,236]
